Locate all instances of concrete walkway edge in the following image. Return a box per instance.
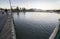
[11,15,16,39]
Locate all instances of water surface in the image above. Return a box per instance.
[13,12,59,39]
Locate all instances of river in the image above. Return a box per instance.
[13,12,60,39]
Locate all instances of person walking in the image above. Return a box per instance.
[5,9,8,15]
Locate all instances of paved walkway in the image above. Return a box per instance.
[0,13,13,39]
[0,15,8,33]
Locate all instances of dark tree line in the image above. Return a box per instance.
[0,7,60,13]
[11,7,35,12]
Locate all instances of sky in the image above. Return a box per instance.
[0,0,60,10]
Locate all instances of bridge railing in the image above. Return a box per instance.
[49,19,60,39]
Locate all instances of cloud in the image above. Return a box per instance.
[0,0,60,10]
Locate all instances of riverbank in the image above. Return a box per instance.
[11,11,60,14]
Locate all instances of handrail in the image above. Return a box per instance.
[49,19,60,39]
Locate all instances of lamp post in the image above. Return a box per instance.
[9,0,12,15]
[9,0,11,8]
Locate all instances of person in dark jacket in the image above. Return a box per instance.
[5,9,8,15]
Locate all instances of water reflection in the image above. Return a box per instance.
[13,12,60,39]
[17,12,19,16]
[17,12,26,16]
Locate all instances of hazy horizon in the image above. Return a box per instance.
[0,0,60,10]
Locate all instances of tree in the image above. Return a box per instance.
[22,8,26,12]
[16,6,20,12]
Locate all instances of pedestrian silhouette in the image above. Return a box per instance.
[5,9,8,15]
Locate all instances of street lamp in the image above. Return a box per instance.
[9,0,12,15]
